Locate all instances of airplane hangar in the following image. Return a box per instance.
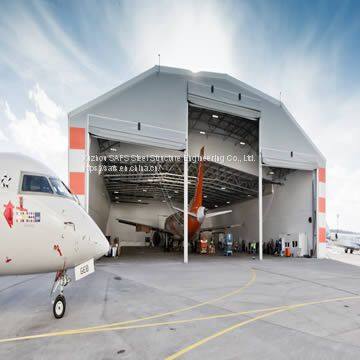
[68,65,326,261]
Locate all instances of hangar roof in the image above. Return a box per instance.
[69,65,326,170]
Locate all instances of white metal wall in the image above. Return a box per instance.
[204,170,314,253]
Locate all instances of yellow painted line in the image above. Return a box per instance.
[0,305,284,344]
[165,294,360,359]
[63,268,256,333]
[0,269,257,344]
[1,293,360,345]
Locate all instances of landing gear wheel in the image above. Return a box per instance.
[53,294,66,319]
[345,249,348,253]
[351,249,354,254]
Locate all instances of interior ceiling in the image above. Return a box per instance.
[188,105,259,153]
[96,106,294,209]
[101,155,264,208]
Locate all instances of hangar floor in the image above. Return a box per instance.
[1,256,360,360]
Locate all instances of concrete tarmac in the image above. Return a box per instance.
[1,250,360,359]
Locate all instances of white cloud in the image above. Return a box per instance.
[104,0,236,73]
[2,100,17,122]
[0,2,110,109]
[0,128,8,142]
[29,83,64,120]
[2,98,67,181]
[8,111,66,154]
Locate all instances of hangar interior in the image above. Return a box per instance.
[69,66,325,259]
[87,105,313,257]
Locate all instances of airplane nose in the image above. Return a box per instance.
[88,223,110,259]
[94,232,110,259]
[100,236,110,256]
[82,211,110,259]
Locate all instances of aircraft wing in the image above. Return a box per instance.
[116,218,172,234]
[200,223,244,233]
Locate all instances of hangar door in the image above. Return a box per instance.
[261,148,319,170]
[88,114,186,150]
[187,80,261,121]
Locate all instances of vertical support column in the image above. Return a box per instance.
[183,142,189,264]
[68,123,86,208]
[258,149,263,261]
[258,116,263,261]
[317,167,326,258]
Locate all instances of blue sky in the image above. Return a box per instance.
[0,0,360,230]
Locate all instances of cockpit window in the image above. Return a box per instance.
[22,175,53,194]
[49,177,73,198]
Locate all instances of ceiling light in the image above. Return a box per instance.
[269,171,274,175]
[114,191,119,193]
[137,199,142,202]
[143,189,147,192]
[200,131,206,135]
[168,196,172,199]
[212,114,219,118]
[174,190,178,193]
[226,201,230,204]
[221,186,226,190]
[247,194,251,197]
[214,205,218,208]
[162,200,166,203]
[110,148,117,152]
[240,141,246,146]
[147,179,154,182]
[204,195,207,198]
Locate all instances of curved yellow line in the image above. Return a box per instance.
[165,294,360,359]
[66,268,256,332]
[0,305,282,344]
[0,293,359,345]
[0,268,256,343]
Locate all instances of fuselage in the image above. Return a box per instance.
[164,205,204,241]
[0,153,109,275]
[332,233,360,251]
[164,147,206,241]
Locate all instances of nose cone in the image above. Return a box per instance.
[93,230,110,259]
[86,217,110,260]
[197,206,206,224]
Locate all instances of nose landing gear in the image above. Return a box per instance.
[51,269,71,319]
[53,294,66,319]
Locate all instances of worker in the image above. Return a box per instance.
[251,242,256,259]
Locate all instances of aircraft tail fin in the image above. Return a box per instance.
[192,146,204,209]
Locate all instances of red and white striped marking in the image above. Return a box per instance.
[317,167,326,258]
[68,126,86,207]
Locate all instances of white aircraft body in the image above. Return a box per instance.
[0,153,109,318]
[330,232,360,254]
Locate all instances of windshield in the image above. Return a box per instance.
[22,174,53,194]
[49,177,73,198]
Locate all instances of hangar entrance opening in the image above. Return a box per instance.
[87,102,266,259]
[88,137,184,255]
[187,104,263,256]
[187,103,316,258]
[87,103,316,260]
